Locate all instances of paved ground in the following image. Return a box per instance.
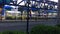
[0,19,57,32]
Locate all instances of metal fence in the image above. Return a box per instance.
[0,0,59,34]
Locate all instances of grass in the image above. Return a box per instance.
[0,30,26,34]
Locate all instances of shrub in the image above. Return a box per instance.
[30,25,60,34]
[56,24,60,27]
[2,31,14,34]
[0,30,26,34]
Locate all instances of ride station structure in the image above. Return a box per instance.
[0,0,58,20]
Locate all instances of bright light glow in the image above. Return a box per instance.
[31,12,35,14]
[6,11,21,13]
[19,1,25,5]
[45,3,48,6]
[17,0,22,3]
[10,6,15,8]
[49,0,58,2]
[17,0,25,5]
[17,0,58,5]
[5,5,16,8]
[5,5,9,6]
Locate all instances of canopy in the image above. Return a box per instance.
[4,6,13,10]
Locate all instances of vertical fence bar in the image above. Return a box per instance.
[26,0,30,34]
[57,0,60,25]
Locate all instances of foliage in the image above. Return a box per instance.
[0,30,26,34]
[30,25,60,34]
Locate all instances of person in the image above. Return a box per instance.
[0,7,2,20]
[0,5,5,20]
[2,8,5,20]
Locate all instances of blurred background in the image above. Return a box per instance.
[0,0,58,20]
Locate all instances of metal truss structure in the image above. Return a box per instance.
[5,0,58,11]
[1,0,58,20]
